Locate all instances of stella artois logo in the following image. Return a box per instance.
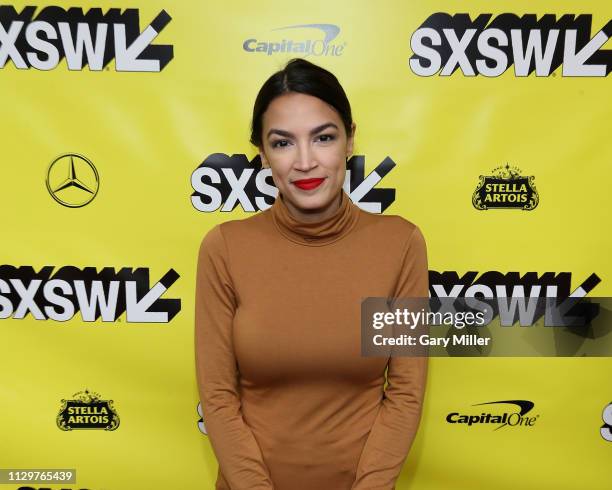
[473,164,538,210]
[57,389,120,431]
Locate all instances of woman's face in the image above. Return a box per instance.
[259,92,355,222]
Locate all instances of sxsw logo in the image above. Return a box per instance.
[0,265,180,323]
[190,154,396,213]
[602,402,612,442]
[409,13,612,77]
[430,271,601,300]
[0,5,173,71]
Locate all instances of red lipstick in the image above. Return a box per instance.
[292,178,325,190]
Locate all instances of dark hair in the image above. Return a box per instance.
[250,58,353,148]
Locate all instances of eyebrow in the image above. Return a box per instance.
[266,122,339,139]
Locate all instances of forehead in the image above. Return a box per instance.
[263,92,340,129]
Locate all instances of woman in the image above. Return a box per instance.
[195,58,429,490]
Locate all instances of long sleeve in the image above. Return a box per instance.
[351,225,429,490]
[194,224,275,490]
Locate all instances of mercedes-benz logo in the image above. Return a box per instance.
[46,153,100,207]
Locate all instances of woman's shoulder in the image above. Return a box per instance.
[198,210,270,251]
[356,205,424,241]
[355,208,427,265]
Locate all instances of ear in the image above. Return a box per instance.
[346,122,356,158]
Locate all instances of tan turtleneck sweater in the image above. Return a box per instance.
[194,188,429,490]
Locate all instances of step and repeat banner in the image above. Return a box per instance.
[1,1,610,489]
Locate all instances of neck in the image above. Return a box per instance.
[269,188,361,247]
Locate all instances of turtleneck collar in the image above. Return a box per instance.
[270,188,360,246]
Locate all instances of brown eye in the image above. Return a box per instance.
[317,134,335,142]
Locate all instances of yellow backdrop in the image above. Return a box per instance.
[1,1,610,489]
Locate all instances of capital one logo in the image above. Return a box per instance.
[409,13,612,77]
[446,400,539,430]
[190,153,396,213]
[0,5,173,71]
[243,23,346,57]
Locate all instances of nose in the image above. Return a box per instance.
[293,142,317,171]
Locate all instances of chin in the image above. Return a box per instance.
[295,196,326,208]
[286,190,328,208]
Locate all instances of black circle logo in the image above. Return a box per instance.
[46,153,100,207]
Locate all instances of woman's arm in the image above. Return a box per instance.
[195,224,274,490]
[351,225,429,490]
